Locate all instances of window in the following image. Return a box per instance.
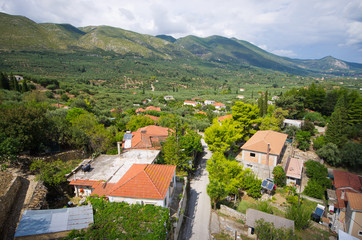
[247,164,253,168]
[359,231,362,236]
[250,152,256,157]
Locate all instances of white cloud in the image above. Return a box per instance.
[272,49,297,58]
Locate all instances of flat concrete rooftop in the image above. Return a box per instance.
[68,149,160,184]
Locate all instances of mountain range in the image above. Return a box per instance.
[1,12,362,76]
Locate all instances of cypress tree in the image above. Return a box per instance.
[264,91,268,115]
[325,96,348,148]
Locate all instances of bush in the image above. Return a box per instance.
[295,131,311,151]
[272,166,286,187]
[286,204,312,230]
[313,135,326,150]
[303,179,325,199]
[316,142,340,166]
[340,142,362,169]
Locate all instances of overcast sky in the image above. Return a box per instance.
[1,0,362,63]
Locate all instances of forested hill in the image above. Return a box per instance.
[1,12,362,76]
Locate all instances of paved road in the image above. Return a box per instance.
[181,138,211,240]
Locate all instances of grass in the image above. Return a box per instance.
[295,225,334,240]
[237,200,256,214]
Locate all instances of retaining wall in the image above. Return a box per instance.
[0,175,21,237]
[174,178,188,240]
[219,205,246,222]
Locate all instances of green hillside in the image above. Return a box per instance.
[0,11,362,78]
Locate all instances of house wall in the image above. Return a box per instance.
[241,150,277,167]
[74,185,92,197]
[346,207,362,239]
[109,196,165,207]
[236,150,278,179]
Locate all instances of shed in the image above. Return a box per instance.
[15,205,93,240]
[246,209,294,237]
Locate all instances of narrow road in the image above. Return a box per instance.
[181,138,211,240]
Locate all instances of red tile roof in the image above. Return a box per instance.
[106,164,176,200]
[333,170,362,209]
[145,106,161,111]
[241,130,288,155]
[214,102,225,106]
[91,182,115,197]
[69,179,99,186]
[333,170,362,190]
[196,111,207,115]
[124,125,172,150]
[184,101,197,104]
[218,114,232,121]
[145,115,159,121]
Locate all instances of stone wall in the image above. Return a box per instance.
[174,178,188,240]
[42,150,88,162]
[0,175,21,237]
[219,205,246,222]
[27,181,48,210]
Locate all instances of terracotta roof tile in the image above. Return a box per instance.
[69,179,98,186]
[144,115,159,121]
[107,164,176,200]
[145,106,161,111]
[333,170,362,190]
[218,114,232,121]
[184,101,197,104]
[91,182,115,197]
[241,130,288,155]
[214,102,225,106]
[347,192,362,211]
[124,125,172,150]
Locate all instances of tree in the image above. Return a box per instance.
[207,179,227,209]
[204,118,243,153]
[272,166,286,187]
[0,72,10,90]
[126,115,154,132]
[259,116,281,131]
[286,204,312,230]
[348,97,362,125]
[340,142,362,169]
[316,143,340,166]
[301,119,315,136]
[325,96,348,148]
[254,219,296,240]
[303,179,325,199]
[162,134,190,170]
[231,101,260,140]
[313,135,326,151]
[295,131,311,151]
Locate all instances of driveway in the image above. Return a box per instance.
[181,138,211,240]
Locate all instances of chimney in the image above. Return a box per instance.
[266,143,270,164]
[341,190,345,200]
[117,142,121,155]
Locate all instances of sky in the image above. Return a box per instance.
[1,0,362,63]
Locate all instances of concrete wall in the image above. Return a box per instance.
[219,205,246,222]
[174,178,188,240]
[0,175,21,237]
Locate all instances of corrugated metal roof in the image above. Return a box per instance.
[15,205,93,238]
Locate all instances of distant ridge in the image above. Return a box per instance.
[0,12,361,76]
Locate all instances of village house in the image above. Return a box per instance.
[246,209,294,238]
[136,106,161,114]
[184,100,198,107]
[283,119,304,128]
[345,192,362,239]
[204,100,215,105]
[237,95,245,99]
[213,102,226,110]
[144,115,159,121]
[91,164,176,207]
[164,95,174,101]
[285,157,303,186]
[68,149,161,198]
[236,130,288,179]
[123,125,172,150]
[217,114,232,123]
[331,170,362,226]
